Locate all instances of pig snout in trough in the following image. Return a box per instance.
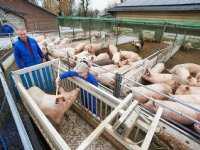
[27,86,80,127]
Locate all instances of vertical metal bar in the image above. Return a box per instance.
[134,127,140,142]
[113,73,122,98]
[100,100,102,120]
[57,18,61,38]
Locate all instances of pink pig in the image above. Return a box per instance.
[145,100,200,125]
[27,86,80,126]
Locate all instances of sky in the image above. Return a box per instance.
[89,0,119,11]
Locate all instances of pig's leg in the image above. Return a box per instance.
[53,115,63,133]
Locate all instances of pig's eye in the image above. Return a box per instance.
[62,99,65,102]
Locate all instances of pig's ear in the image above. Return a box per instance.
[57,95,65,103]
[58,87,65,94]
[187,75,192,80]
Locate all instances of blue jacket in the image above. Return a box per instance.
[14,37,45,69]
[60,71,98,86]
[2,25,14,36]
[60,71,98,114]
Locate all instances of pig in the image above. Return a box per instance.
[169,63,200,74]
[174,67,191,80]
[53,37,61,45]
[108,44,118,54]
[75,43,87,54]
[27,86,80,126]
[35,35,45,43]
[74,51,93,61]
[48,49,66,60]
[59,38,72,48]
[93,59,114,66]
[112,52,121,64]
[97,72,115,86]
[194,123,200,134]
[84,43,102,55]
[131,83,172,103]
[195,72,200,82]
[132,39,144,50]
[175,85,200,95]
[90,64,118,76]
[150,63,165,73]
[183,41,192,52]
[168,94,200,105]
[120,51,142,62]
[91,53,109,62]
[142,71,175,87]
[145,100,200,125]
[97,65,130,86]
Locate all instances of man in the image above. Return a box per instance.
[14,29,46,69]
[2,20,14,36]
[56,61,98,114]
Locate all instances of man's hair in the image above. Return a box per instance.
[16,28,27,34]
[2,20,7,23]
[74,62,89,73]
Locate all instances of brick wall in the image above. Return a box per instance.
[1,1,58,31]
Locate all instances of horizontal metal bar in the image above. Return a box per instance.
[121,84,200,125]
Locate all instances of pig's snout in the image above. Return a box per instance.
[55,98,59,104]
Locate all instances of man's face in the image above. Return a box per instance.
[78,70,88,78]
[17,30,27,42]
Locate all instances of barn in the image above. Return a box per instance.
[108,0,200,23]
[0,0,58,31]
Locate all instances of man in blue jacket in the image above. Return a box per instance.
[14,29,46,69]
[2,20,14,36]
[56,61,98,114]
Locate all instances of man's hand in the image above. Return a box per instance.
[56,77,60,87]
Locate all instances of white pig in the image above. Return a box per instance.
[175,85,200,95]
[91,53,109,62]
[27,86,80,125]
[90,64,118,76]
[142,71,175,87]
[131,83,172,103]
[120,51,142,62]
[170,63,200,74]
[75,43,87,54]
[145,100,200,125]
[150,63,165,73]
[168,94,200,105]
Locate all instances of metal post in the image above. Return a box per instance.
[115,21,120,45]
[72,18,75,38]
[113,73,122,98]
[57,18,61,38]
[170,25,178,57]
[89,19,92,44]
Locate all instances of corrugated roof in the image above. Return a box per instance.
[117,0,200,7]
[0,3,26,15]
[109,0,200,12]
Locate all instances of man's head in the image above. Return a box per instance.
[74,62,89,78]
[2,20,7,25]
[16,28,27,42]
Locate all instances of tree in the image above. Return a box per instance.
[57,0,75,16]
[79,0,90,17]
